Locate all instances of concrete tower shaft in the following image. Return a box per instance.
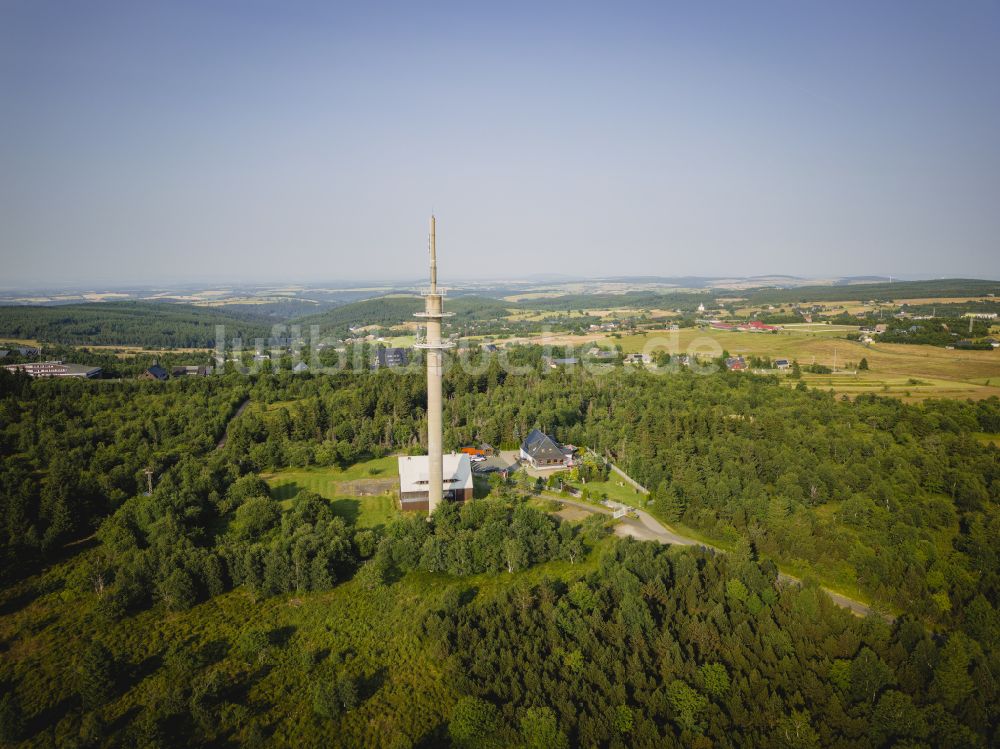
[414,215,453,515]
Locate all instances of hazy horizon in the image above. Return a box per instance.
[3,0,999,285]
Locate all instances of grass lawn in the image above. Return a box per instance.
[263,457,401,528]
[564,477,648,505]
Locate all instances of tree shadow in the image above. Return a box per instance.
[413,721,450,748]
[268,625,297,648]
[105,705,142,738]
[24,695,79,740]
[458,586,479,606]
[123,653,163,692]
[273,481,307,502]
[0,585,43,617]
[200,638,230,665]
[358,666,388,702]
[329,499,361,526]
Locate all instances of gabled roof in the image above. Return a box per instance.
[520,429,565,462]
[146,365,169,380]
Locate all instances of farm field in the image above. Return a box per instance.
[615,327,1000,400]
[482,324,1000,400]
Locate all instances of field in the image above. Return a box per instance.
[580,326,1000,401]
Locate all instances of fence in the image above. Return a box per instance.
[585,448,650,496]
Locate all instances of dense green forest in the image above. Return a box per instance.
[434,540,993,747]
[294,295,513,333]
[0,356,997,746]
[0,372,248,577]
[0,303,275,348]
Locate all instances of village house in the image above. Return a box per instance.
[139,364,169,381]
[171,365,213,377]
[543,356,579,368]
[519,429,575,469]
[373,347,408,369]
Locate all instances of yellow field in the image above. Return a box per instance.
[76,344,211,359]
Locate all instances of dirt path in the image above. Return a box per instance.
[550,495,880,619]
[216,397,250,450]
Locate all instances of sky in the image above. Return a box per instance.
[1,0,999,286]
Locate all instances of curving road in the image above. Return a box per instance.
[551,495,880,619]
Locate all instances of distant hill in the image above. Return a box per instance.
[745,278,1000,304]
[0,301,275,348]
[292,294,513,331]
[518,290,715,311]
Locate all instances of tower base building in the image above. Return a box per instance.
[397,453,473,513]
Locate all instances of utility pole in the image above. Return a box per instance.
[143,468,153,496]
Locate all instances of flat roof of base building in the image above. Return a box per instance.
[398,453,473,494]
[3,361,102,378]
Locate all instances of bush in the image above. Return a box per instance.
[236,628,270,665]
[313,679,341,720]
[78,641,116,709]
[231,497,280,540]
[449,696,501,748]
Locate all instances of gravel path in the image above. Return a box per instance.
[551,496,879,619]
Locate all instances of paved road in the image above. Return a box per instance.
[551,495,879,619]
[215,397,251,450]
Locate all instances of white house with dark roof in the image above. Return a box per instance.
[519,429,574,469]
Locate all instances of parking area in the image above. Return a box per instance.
[470,449,521,475]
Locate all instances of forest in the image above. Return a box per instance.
[293,295,513,334]
[0,355,997,746]
[0,303,275,348]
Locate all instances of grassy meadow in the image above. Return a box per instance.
[262,457,401,528]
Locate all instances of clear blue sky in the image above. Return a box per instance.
[1,0,998,285]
